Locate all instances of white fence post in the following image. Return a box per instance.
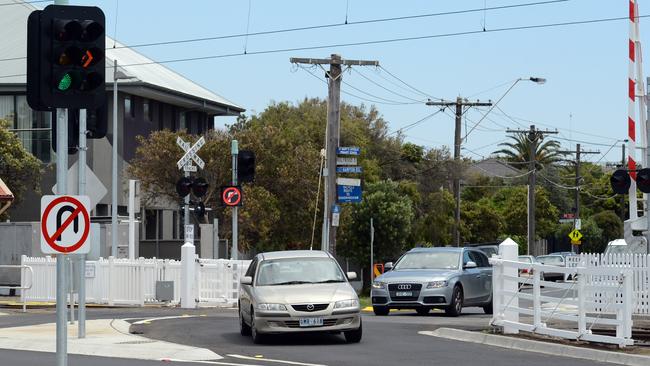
[577,267,586,338]
[180,242,196,309]
[108,256,114,306]
[532,264,542,330]
[499,238,519,334]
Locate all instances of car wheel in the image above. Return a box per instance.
[239,307,251,336]
[250,310,264,344]
[373,306,389,316]
[416,307,430,316]
[445,286,463,317]
[344,319,362,343]
[482,301,493,314]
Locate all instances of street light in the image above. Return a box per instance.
[111,60,138,258]
[463,76,546,142]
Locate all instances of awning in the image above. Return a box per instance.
[0,177,14,201]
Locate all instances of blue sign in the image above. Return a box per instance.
[336,146,361,156]
[336,166,363,174]
[332,204,341,214]
[337,185,362,203]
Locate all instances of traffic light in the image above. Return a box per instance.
[637,168,650,193]
[192,177,209,198]
[27,5,105,110]
[238,150,256,183]
[194,202,206,219]
[176,177,193,198]
[610,169,631,194]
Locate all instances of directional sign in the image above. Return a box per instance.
[40,195,91,254]
[568,229,583,242]
[336,166,363,174]
[176,136,205,170]
[221,186,243,206]
[337,185,362,203]
[337,146,361,156]
[336,157,358,166]
[336,177,361,186]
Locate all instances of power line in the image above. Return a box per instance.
[3,13,650,79]
[0,0,51,6]
[388,110,445,136]
[352,68,427,103]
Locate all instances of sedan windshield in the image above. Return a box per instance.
[256,257,346,286]
[537,256,564,265]
[394,252,460,270]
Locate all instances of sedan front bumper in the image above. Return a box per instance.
[254,310,361,334]
[371,285,454,308]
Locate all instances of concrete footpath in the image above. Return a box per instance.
[422,328,650,366]
[0,318,222,362]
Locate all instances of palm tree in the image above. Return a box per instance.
[493,133,564,169]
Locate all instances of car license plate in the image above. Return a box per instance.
[299,318,324,327]
[396,291,412,297]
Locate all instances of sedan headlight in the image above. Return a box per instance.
[372,281,386,289]
[334,299,359,309]
[257,303,287,311]
[427,280,449,288]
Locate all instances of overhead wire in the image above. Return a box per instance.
[352,68,428,103]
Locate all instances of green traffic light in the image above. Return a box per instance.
[57,73,72,91]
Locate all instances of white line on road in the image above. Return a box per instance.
[132,315,200,325]
[161,358,264,366]
[228,354,328,366]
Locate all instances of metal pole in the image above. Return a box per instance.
[231,140,238,260]
[56,107,68,366]
[573,144,581,254]
[128,180,136,259]
[326,54,342,255]
[528,125,537,256]
[370,218,374,284]
[213,218,219,259]
[453,97,462,247]
[112,60,118,257]
[621,142,627,223]
[78,109,86,338]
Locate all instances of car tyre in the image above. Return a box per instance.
[416,307,430,316]
[373,306,389,316]
[239,307,251,336]
[445,286,463,317]
[250,310,265,344]
[482,301,493,314]
[344,319,362,343]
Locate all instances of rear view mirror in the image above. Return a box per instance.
[240,276,252,285]
[464,261,477,269]
[347,272,357,280]
[384,262,393,271]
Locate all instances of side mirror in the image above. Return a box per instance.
[464,261,477,269]
[240,276,252,285]
[384,262,393,271]
[347,272,357,280]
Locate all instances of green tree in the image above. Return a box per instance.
[413,190,455,246]
[461,198,504,244]
[591,211,623,252]
[0,120,42,219]
[494,133,564,169]
[492,186,559,239]
[338,180,415,269]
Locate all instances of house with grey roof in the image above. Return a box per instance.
[0,0,244,258]
[465,158,524,179]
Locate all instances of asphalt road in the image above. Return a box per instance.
[131,307,612,366]
[0,300,615,366]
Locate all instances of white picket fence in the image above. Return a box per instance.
[20,255,250,307]
[566,254,650,315]
[491,257,635,347]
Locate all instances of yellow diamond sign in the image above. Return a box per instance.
[568,229,583,242]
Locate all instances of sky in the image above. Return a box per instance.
[27,0,650,164]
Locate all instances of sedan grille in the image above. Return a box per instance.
[388,283,422,302]
[291,303,329,312]
[387,283,422,291]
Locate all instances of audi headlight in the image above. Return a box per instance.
[257,303,287,311]
[334,299,359,309]
[372,281,386,289]
[427,280,449,288]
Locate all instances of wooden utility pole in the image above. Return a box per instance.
[506,125,558,256]
[426,97,492,247]
[290,55,379,254]
[559,143,599,253]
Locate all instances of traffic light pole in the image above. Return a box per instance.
[56,107,68,366]
[78,109,87,338]
[231,140,238,260]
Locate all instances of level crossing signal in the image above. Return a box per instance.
[27,5,106,110]
[609,168,650,194]
[175,177,210,219]
[238,150,256,183]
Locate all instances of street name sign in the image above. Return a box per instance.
[336,177,361,186]
[40,195,91,255]
[336,157,358,166]
[336,146,361,155]
[336,166,363,174]
[337,185,362,203]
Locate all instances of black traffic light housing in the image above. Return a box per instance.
[610,169,632,194]
[176,177,193,198]
[194,202,206,219]
[238,150,256,183]
[192,177,209,198]
[637,168,650,193]
[27,5,106,110]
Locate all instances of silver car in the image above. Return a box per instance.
[238,250,362,344]
[370,247,493,317]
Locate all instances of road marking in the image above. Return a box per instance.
[228,355,327,366]
[161,359,261,366]
[132,315,199,325]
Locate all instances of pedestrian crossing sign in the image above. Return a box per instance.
[568,229,582,242]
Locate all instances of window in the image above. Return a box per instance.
[469,251,490,267]
[245,259,258,280]
[172,211,178,239]
[143,99,151,121]
[124,96,133,118]
[0,95,52,163]
[178,111,186,130]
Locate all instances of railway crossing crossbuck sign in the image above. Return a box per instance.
[40,195,91,254]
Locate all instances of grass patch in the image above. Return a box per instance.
[359,296,371,309]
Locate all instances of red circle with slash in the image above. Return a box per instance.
[222,187,242,206]
[41,196,90,253]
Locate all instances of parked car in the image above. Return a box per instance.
[465,243,499,258]
[535,254,566,282]
[370,247,493,317]
[517,255,542,282]
[238,250,362,344]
